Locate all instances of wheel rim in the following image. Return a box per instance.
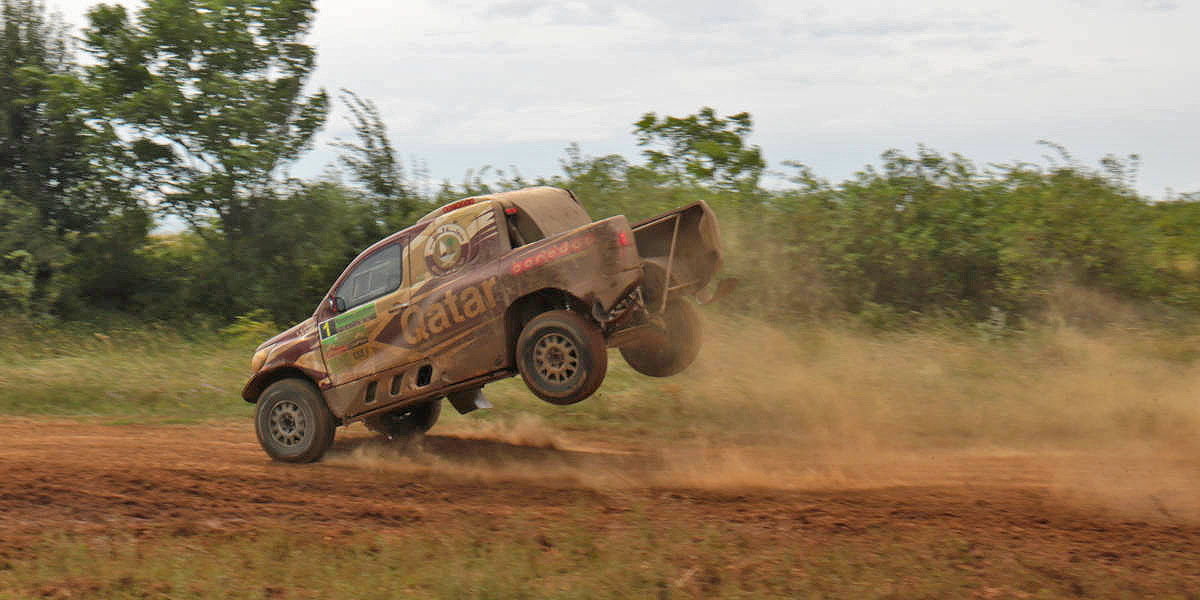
[533,332,579,384]
[269,399,308,447]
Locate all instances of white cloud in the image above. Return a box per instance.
[42,0,1200,195]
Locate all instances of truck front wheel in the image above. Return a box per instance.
[516,310,608,405]
[620,298,702,377]
[254,378,337,463]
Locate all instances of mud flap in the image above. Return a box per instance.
[696,278,739,305]
[447,388,491,414]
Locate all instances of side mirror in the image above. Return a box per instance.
[329,296,347,313]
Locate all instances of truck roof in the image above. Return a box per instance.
[346,187,593,281]
[416,186,587,227]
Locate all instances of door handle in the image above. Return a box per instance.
[388,303,408,314]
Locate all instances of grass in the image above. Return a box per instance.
[0,319,255,422]
[3,310,1200,451]
[2,511,1189,600]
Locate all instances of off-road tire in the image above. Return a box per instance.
[620,298,702,377]
[254,378,337,463]
[364,399,442,439]
[517,310,608,405]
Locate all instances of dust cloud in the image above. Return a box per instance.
[331,296,1200,520]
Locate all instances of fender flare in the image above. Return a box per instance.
[241,366,319,403]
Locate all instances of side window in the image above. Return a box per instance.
[505,208,545,249]
[337,243,403,308]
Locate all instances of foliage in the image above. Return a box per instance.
[0,0,115,233]
[0,0,139,317]
[78,0,329,318]
[79,179,389,323]
[0,249,35,314]
[64,204,157,316]
[2,1,1199,334]
[82,0,329,239]
[333,88,422,229]
[634,106,765,192]
[243,179,387,319]
[544,125,1200,326]
[218,308,277,342]
[0,191,70,316]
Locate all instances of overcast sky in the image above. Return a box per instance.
[48,0,1200,197]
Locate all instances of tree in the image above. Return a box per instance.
[252,180,379,320]
[81,0,329,317]
[0,191,69,316]
[1,0,145,316]
[332,89,421,229]
[633,107,765,191]
[1,0,122,233]
[82,0,329,245]
[552,142,630,217]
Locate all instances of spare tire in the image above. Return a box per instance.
[620,298,701,377]
[364,399,441,439]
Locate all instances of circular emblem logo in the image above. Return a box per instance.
[426,223,469,275]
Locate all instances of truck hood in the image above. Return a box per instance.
[257,317,315,353]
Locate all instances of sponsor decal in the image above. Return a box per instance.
[319,302,377,340]
[410,206,496,286]
[395,276,499,346]
[439,197,477,214]
[319,302,377,372]
[425,223,469,275]
[509,232,598,275]
[326,342,372,372]
[321,324,369,357]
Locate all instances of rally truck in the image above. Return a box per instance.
[243,186,731,462]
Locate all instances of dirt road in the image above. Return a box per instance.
[2,419,1199,595]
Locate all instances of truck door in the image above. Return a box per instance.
[318,239,412,387]
[389,202,506,386]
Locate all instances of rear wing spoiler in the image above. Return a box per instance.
[631,201,736,311]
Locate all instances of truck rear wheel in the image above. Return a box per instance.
[254,378,337,463]
[620,298,702,377]
[364,399,441,439]
[516,310,607,405]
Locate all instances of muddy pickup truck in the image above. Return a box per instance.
[243,186,731,462]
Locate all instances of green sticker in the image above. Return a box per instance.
[322,325,367,354]
[319,302,377,340]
